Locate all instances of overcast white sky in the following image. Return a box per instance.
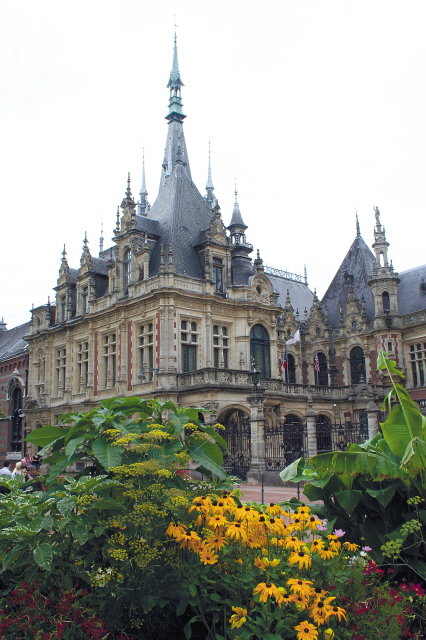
[1,1,426,329]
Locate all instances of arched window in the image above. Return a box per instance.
[350,346,366,384]
[315,352,328,386]
[284,413,303,425]
[11,387,22,452]
[250,325,270,379]
[123,249,131,293]
[287,354,296,384]
[382,291,390,313]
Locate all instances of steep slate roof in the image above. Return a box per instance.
[0,322,30,361]
[261,275,315,313]
[398,264,426,315]
[321,236,376,328]
[147,162,214,278]
[90,258,109,277]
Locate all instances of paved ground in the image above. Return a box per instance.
[236,482,316,505]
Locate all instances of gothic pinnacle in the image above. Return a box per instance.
[356,209,361,237]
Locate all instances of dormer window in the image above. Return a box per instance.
[123,249,131,294]
[382,291,390,313]
[213,257,223,293]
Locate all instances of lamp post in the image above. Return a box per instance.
[250,357,261,393]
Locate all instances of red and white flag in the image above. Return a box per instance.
[314,352,320,372]
[286,329,300,345]
[280,348,287,378]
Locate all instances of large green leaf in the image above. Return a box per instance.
[381,404,426,457]
[334,489,363,513]
[169,413,189,435]
[25,424,68,448]
[192,449,227,479]
[366,484,397,508]
[201,425,227,450]
[92,439,123,470]
[279,457,306,483]
[310,450,404,481]
[65,433,87,458]
[34,543,53,570]
[200,440,223,467]
[400,437,426,475]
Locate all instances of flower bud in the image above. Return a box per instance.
[324,629,335,639]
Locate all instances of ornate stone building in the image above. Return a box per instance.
[7,37,426,480]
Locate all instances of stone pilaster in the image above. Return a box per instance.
[367,400,380,439]
[246,390,266,483]
[306,396,317,457]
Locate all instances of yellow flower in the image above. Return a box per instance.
[294,621,318,640]
[289,593,310,610]
[283,536,304,551]
[311,586,329,602]
[343,541,360,552]
[325,605,347,622]
[254,556,267,571]
[226,521,247,540]
[288,550,312,571]
[204,534,227,552]
[166,522,186,538]
[319,546,338,561]
[229,606,247,629]
[309,597,335,626]
[323,629,335,639]
[208,515,228,529]
[253,582,281,602]
[177,531,201,550]
[198,548,218,565]
[310,539,324,554]
[307,515,323,530]
[254,556,280,571]
[266,502,283,516]
[268,517,286,535]
[235,505,257,521]
[287,578,314,597]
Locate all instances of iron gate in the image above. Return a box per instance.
[316,422,369,454]
[222,412,252,481]
[264,420,308,470]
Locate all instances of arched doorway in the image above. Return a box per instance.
[11,387,22,452]
[222,409,251,481]
[250,324,271,379]
[350,347,366,384]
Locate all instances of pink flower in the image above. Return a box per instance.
[362,546,372,552]
[410,583,425,596]
[333,528,345,537]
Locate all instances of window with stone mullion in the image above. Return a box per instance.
[410,343,426,388]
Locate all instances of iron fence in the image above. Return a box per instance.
[316,422,369,454]
[264,420,308,470]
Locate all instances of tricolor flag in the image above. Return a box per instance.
[286,329,300,345]
[314,351,320,372]
[281,348,287,378]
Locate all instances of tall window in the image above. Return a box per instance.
[213,257,223,293]
[382,291,390,313]
[138,323,154,381]
[61,296,67,322]
[82,287,89,314]
[123,249,131,294]
[213,325,230,368]
[181,320,197,372]
[77,341,89,390]
[56,348,66,395]
[315,352,328,386]
[410,344,426,387]
[250,324,270,379]
[287,354,296,384]
[11,387,22,452]
[350,346,366,384]
[103,333,116,388]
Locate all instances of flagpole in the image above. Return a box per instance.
[299,333,302,384]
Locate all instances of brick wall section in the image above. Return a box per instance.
[302,361,308,384]
[0,355,28,458]
[94,331,98,395]
[369,349,378,384]
[127,321,132,391]
[335,355,345,386]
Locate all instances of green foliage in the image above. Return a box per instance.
[280,350,426,581]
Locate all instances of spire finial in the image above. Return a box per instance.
[116,206,120,233]
[356,209,361,237]
[234,178,238,203]
[126,172,132,198]
[206,139,214,190]
[62,244,67,262]
[83,231,88,251]
[99,222,104,255]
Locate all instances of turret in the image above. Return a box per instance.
[368,206,400,321]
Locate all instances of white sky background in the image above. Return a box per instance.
[1,0,426,329]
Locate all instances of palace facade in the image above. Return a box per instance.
[2,38,426,481]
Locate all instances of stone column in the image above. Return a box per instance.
[367,400,380,439]
[246,390,266,484]
[306,396,317,458]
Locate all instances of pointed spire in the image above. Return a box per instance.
[61,244,67,264]
[206,140,214,189]
[166,31,186,123]
[304,264,308,285]
[80,232,92,269]
[159,244,165,273]
[83,231,89,252]
[115,206,120,233]
[168,244,174,271]
[228,180,247,229]
[99,222,104,256]
[355,209,361,237]
[167,30,183,90]
[126,172,132,198]
[137,148,150,217]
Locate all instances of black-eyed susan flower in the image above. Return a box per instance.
[309,597,335,626]
[294,620,318,640]
[204,534,227,551]
[266,502,283,517]
[253,582,281,602]
[254,556,267,571]
[229,606,247,629]
[198,548,218,565]
[166,522,186,538]
[325,605,347,622]
[287,578,313,597]
[289,593,309,610]
[319,546,338,561]
[208,515,228,529]
[289,550,312,571]
[283,536,304,551]
[312,586,329,602]
[310,539,324,554]
[226,521,246,540]
[307,515,323,530]
[177,531,201,550]
[343,541,359,551]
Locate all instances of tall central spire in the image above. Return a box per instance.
[160,33,191,190]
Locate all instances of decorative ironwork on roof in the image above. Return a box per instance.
[264,265,308,285]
